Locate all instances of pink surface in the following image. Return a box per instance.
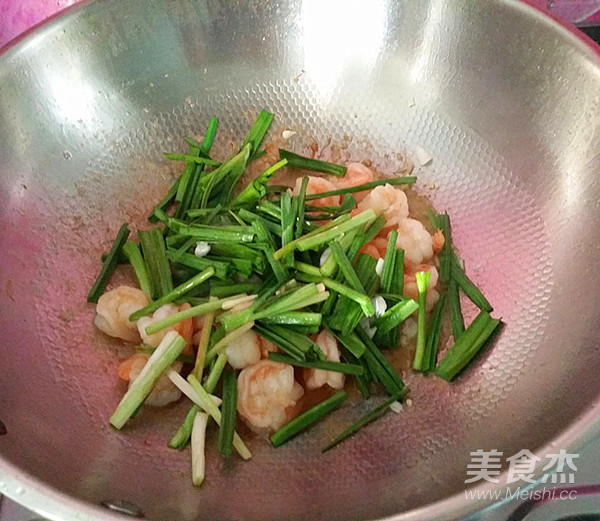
[0,0,80,49]
[588,10,600,21]
[1,0,600,51]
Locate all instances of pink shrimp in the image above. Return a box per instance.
[224,329,262,370]
[118,353,183,407]
[117,353,148,382]
[237,360,304,432]
[357,237,389,260]
[293,175,340,207]
[192,314,206,333]
[392,218,434,266]
[94,286,149,343]
[257,336,279,358]
[136,303,181,348]
[175,302,194,356]
[335,162,376,201]
[432,229,445,254]
[356,184,409,229]
[303,329,345,390]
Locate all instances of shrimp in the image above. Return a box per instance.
[356,184,409,229]
[118,353,183,407]
[432,229,445,254]
[404,264,440,311]
[192,329,203,346]
[400,317,418,348]
[94,286,150,343]
[174,302,194,355]
[293,175,340,207]
[192,314,206,332]
[359,244,381,259]
[237,360,304,432]
[358,237,389,260]
[136,303,180,348]
[117,353,148,381]
[225,329,262,370]
[392,218,434,266]
[258,336,279,358]
[335,162,375,201]
[303,329,345,390]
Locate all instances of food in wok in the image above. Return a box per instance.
[88,110,500,486]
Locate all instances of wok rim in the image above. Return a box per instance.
[2,402,599,521]
[1,0,600,519]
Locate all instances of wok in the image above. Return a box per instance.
[1,0,600,520]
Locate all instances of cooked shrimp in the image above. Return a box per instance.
[94,286,150,343]
[192,329,203,346]
[175,303,194,355]
[432,229,445,254]
[392,218,434,266]
[335,162,375,201]
[359,244,380,259]
[192,312,214,347]
[118,353,183,407]
[426,289,440,311]
[237,360,304,432]
[358,237,389,260]
[136,303,180,348]
[192,314,206,332]
[293,175,340,207]
[225,329,262,370]
[356,184,409,229]
[404,264,440,311]
[258,336,279,358]
[117,353,148,381]
[304,329,345,390]
[400,317,418,348]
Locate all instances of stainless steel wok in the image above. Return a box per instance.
[1,1,600,520]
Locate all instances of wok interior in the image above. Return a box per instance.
[1,0,600,519]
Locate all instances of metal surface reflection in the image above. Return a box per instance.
[301,0,386,98]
